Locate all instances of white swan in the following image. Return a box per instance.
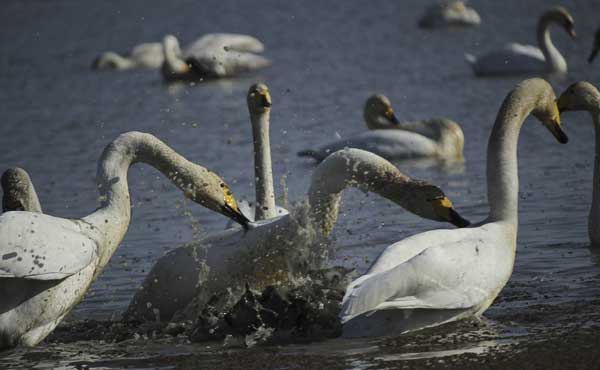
[418,1,481,29]
[466,7,576,76]
[92,43,164,70]
[588,28,600,63]
[298,94,464,162]
[340,78,568,338]
[125,147,470,322]
[557,81,600,246]
[161,34,271,82]
[0,132,249,349]
[2,168,42,214]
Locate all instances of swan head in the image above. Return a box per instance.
[181,168,250,229]
[543,6,576,39]
[392,180,470,227]
[557,81,600,116]
[364,94,399,130]
[247,83,272,114]
[524,80,568,144]
[588,28,600,63]
[1,167,40,213]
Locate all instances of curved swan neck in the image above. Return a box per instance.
[486,89,535,224]
[163,38,188,73]
[84,132,201,269]
[251,110,276,220]
[537,15,566,73]
[307,150,410,235]
[589,114,600,245]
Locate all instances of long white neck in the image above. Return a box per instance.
[163,39,188,74]
[589,113,600,246]
[83,132,204,271]
[251,110,276,220]
[307,149,410,235]
[537,16,567,73]
[486,90,535,225]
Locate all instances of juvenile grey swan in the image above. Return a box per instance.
[557,81,600,246]
[161,34,271,82]
[298,94,464,162]
[2,168,42,213]
[418,1,481,29]
[466,7,576,76]
[340,78,568,338]
[0,132,249,349]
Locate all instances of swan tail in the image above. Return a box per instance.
[297,149,323,161]
[464,53,476,65]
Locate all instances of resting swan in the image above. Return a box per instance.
[92,43,164,70]
[418,1,481,29]
[466,7,576,76]
[557,81,600,246]
[2,168,42,214]
[340,78,568,337]
[161,34,270,82]
[125,147,470,322]
[0,132,249,349]
[298,94,464,162]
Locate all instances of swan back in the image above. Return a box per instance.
[2,168,42,213]
[364,94,399,130]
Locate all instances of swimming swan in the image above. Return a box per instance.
[418,1,481,29]
[125,147,470,322]
[125,83,291,321]
[298,94,464,162]
[466,7,576,76]
[92,43,164,70]
[161,34,270,82]
[2,168,42,214]
[588,28,600,63]
[0,132,249,349]
[557,81,600,246]
[340,78,568,337]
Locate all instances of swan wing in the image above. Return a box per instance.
[340,227,493,323]
[470,43,546,76]
[184,33,265,57]
[0,212,97,280]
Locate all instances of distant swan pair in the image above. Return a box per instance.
[93,33,270,80]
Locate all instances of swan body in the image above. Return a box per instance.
[2,168,42,213]
[340,78,568,337]
[0,132,248,349]
[466,7,575,76]
[126,147,469,322]
[92,42,164,70]
[418,1,481,29]
[557,81,600,246]
[161,34,270,82]
[298,95,464,162]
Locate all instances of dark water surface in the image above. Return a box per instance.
[2,0,600,368]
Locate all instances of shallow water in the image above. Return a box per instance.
[2,0,600,368]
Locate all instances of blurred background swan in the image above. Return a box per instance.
[1,168,42,213]
[92,42,164,70]
[340,79,568,338]
[0,132,248,349]
[557,81,600,247]
[298,94,464,162]
[466,6,576,76]
[161,33,271,82]
[418,1,480,29]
